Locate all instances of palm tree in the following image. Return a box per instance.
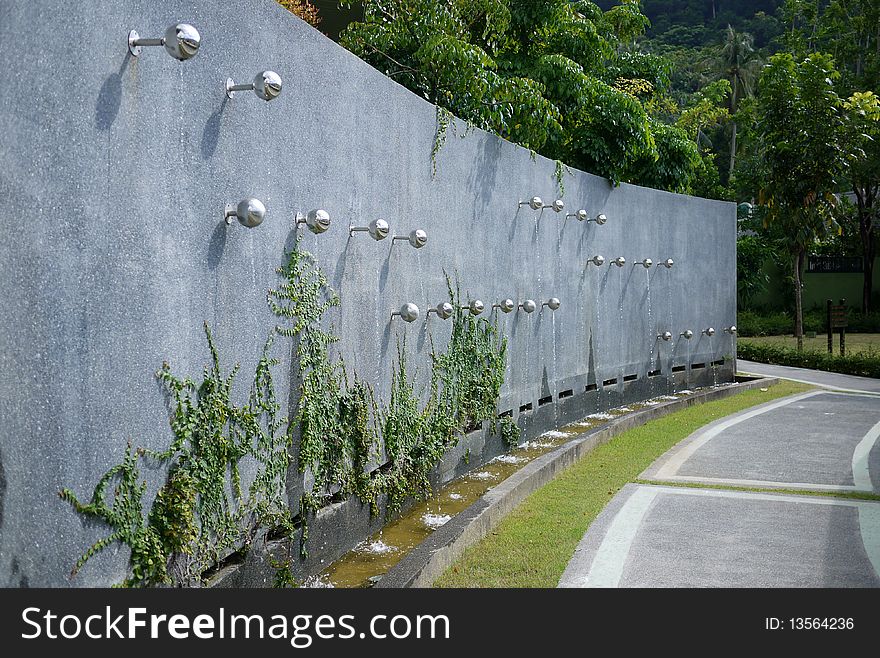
[718,26,763,180]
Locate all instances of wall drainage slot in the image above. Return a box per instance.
[585,383,598,392]
[519,402,533,413]
[558,389,573,400]
[691,362,706,370]
[711,359,726,366]
[623,373,638,382]
[498,409,513,418]
[602,377,618,387]
[671,365,686,373]
[648,369,662,377]
[538,395,553,407]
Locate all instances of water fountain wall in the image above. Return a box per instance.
[0,0,736,586]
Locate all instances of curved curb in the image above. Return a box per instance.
[376,377,780,588]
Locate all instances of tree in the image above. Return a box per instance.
[842,92,880,311]
[277,0,322,27]
[717,26,762,180]
[781,0,880,310]
[339,0,705,193]
[753,53,860,350]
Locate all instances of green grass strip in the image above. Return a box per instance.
[434,380,814,588]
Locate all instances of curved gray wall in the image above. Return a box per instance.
[0,0,736,586]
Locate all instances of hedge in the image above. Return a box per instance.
[737,310,880,337]
[737,341,880,379]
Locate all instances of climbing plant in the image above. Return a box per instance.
[268,240,379,555]
[60,324,292,587]
[63,242,516,583]
[376,277,511,514]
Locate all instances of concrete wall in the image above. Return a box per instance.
[0,0,736,586]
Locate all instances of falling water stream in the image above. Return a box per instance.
[665,271,674,395]
[645,268,657,399]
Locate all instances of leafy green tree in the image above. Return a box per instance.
[753,53,863,349]
[780,0,880,310]
[842,91,880,311]
[340,0,704,192]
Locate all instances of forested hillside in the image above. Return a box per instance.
[596,0,784,48]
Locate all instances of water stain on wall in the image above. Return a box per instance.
[0,444,6,533]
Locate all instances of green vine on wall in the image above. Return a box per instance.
[60,324,291,587]
[62,242,517,584]
[376,277,512,514]
[268,240,378,556]
[430,106,476,179]
[431,106,453,179]
[554,160,569,197]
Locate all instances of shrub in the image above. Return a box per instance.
[738,341,880,378]
[738,309,880,336]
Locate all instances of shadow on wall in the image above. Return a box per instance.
[200,98,228,159]
[207,221,228,269]
[95,54,131,131]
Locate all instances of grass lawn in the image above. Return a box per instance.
[740,333,880,355]
[433,380,814,588]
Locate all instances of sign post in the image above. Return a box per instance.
[826,298,848,356]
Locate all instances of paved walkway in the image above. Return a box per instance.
[559,387,880,588]
[738,359,880,394]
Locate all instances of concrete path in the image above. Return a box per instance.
[738,359,880,394]
[559,390,880,587]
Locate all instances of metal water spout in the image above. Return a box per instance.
[702,327,716,337]
[426,302,454,320]
[128,23,201,60]
[657,331,673,341]
[724,325,737,334]
[392,229,428,248]
[588,213,607,225]
[295,209,331,234]
[544,199,565,213]
[462,300,485,316]
[224,197,266,228]
[519,299,537,313]
[391,303,420,323]
[587,255,605,267]
[542,298,561,311]
[634,259,653,269]
[519,196,543,210]
[349,218,389,241]
[566,209,588,221]
[612,257,626,267]
[680,330,694,340]
[492,299,516,313]
[661,258,674,268]
[226,70,282,101]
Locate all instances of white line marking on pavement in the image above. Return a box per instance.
[579,487,658,588]
[653,475,860,492]
[853,420,880,492]
[858,505,880,580]
[645,484,873,505]
[577,485,880,588]
[653,391,824,479]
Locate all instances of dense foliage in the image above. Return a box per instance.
[338,0,716,192]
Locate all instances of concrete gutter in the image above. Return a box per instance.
[376,377,780,588]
